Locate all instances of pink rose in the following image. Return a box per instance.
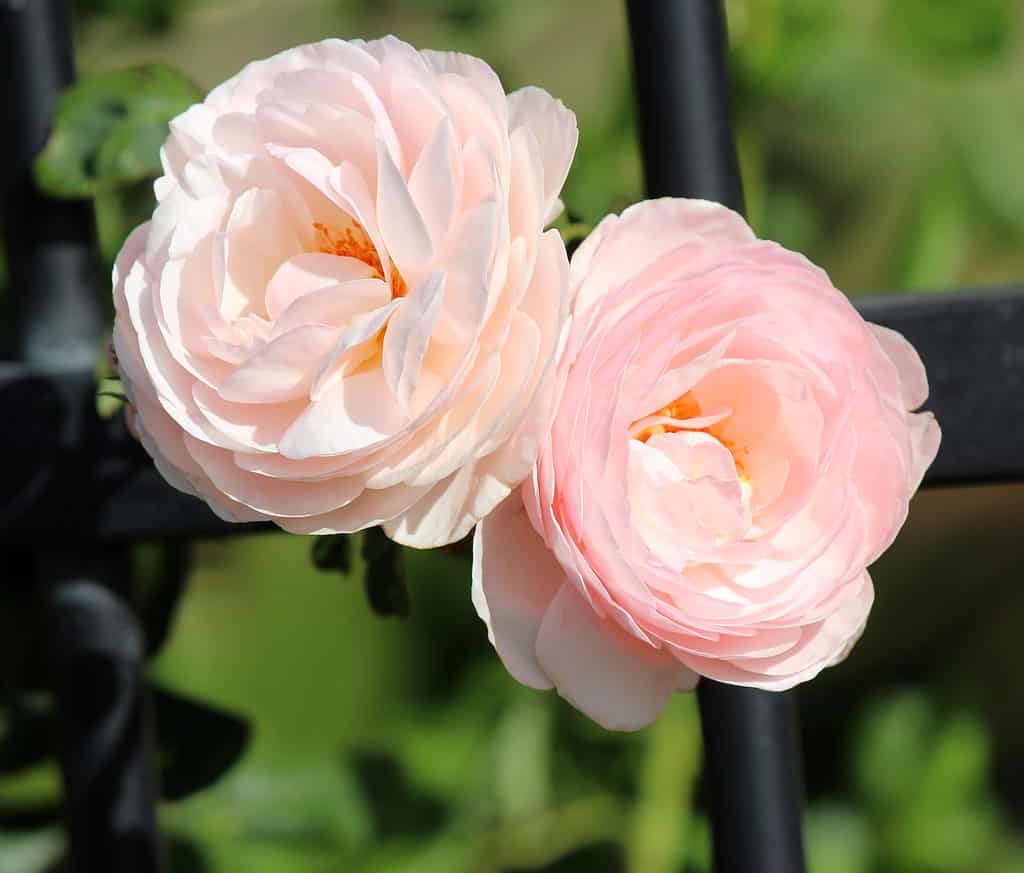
[473,199,940,730]
[112,37,577,546]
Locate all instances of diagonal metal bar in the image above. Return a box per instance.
[626,2,808,872]
[1,1,165,870]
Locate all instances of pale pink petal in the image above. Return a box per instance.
[435,200,497,342]
[535,583,695,731]
[407,120,455,249]
[907,411,941,491]
[273,277,391,336]
[375,142,433,284]
[217,188,304,321]
[383,462,482,547]
[386,74,448,175]
[310,299,400,397]
[185,437,365,517]
[869,322,930,410]
[350,73,404,170]
[280,367,406,459]
[676,574,874,690]
[421,49,509,128]
[506,86,578,224]
[507,126,544,244]
[280,480,432,535]
[383,270,445,413]
[570,198,756,317]
[265,253,379,319]
[217,325,339,403]
[472,490,564,689]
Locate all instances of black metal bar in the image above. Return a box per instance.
[1,0,104,370]
[45,557,164,873]
[697,685,808,873]
[857,287,1024,487]
[1,1,165,870]
[626,2,807,872]
[626,0,745,211]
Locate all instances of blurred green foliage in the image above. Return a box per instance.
[34,65,201,199]
[3,0,1024,870]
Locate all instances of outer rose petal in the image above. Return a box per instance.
[507,87,579,225]
[535,583,698,731]
[472,489,563,689]
[908,411,941,491]
[869,323,929,410]
[569,198,756,316]
[675,573,875,692]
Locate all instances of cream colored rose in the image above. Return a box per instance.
[113,36,577,546]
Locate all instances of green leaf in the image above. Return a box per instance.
[349,750,447,838]
[34,65,201,198]
[0,694,54,778]
[133,542,191,658]
[311,534,353,575]
[360,529,410,618]
[153,684,250,801]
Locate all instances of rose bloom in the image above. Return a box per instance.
[473,199,940,730]
[113,36,577,546]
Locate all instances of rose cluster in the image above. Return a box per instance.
[114,37,938,728]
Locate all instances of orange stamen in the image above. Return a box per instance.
[632,391,749,478]
[313,221,407,299]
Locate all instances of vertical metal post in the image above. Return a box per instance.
[625,2,808,872]
[1,1,165,870]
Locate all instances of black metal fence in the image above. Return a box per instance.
[2,0,1022,871]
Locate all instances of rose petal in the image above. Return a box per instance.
[535,583,696,731]
[869,322,930,411]
[506,86,578,225]
[382,270,446,413]
[472,489,564,689]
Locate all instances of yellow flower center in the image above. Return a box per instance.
[314,221,407,299]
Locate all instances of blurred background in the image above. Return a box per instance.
[3,0,1024,870]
